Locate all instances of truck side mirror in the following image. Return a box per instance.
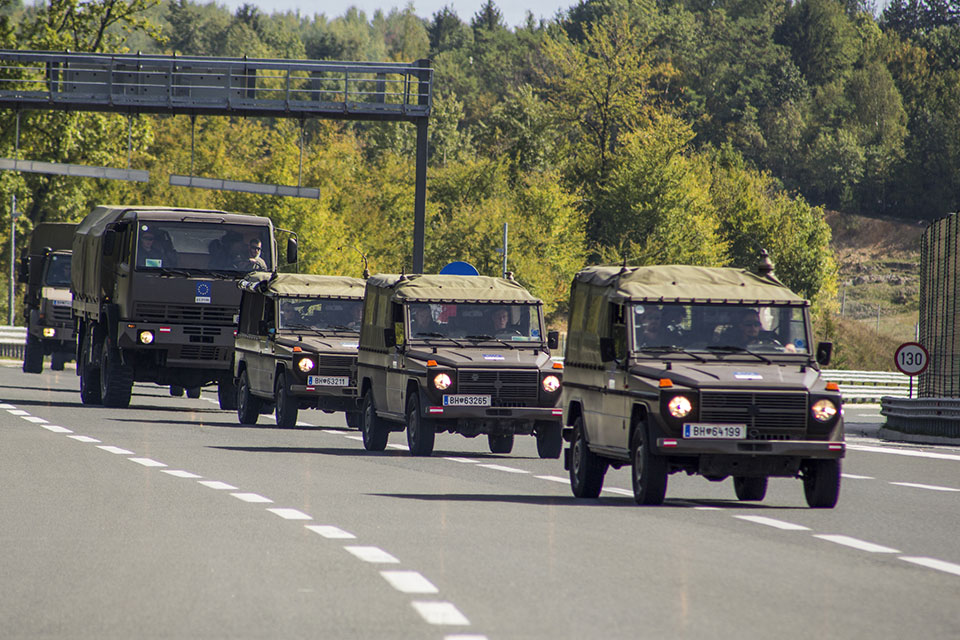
[816,341,832,366]
[599,337,617,363]
[17,257,29,283]
[384,327,397,348]
[547,330,559,350]
[286,237,298,265]
[102,230,116,255]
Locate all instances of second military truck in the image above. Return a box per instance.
[356,273,563,457]
[72,205,296,408]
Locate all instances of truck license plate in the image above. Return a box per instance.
[443,394,491,407]
[682,423,746,439]
[307,376,349,387]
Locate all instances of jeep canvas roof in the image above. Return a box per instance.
[238,272,366,298]
[366,274,540,303]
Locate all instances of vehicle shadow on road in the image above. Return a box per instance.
[209,445,410,456]
[371,492,636,506]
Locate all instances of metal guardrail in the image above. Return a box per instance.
[821,369,913,403]
[0,325,25,359]
[881,397,960,440]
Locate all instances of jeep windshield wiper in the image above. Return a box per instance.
[414,332,467,347]
[283,323,328,337]
[464,334,517,349]
[706,345,772,363]
[638,346,706,363]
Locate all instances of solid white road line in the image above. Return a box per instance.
[345,435,364,441]
[231,493,273,503]
[445,457,479,464]
[842,473,874,480]
[445,635,488,640]
[198,480,237,490]
[814,534,900,553]
[847,444,960,462]
[534,475,568,484]
[267,508,312,520]
[98,445,134,455]
[344,546,400,563]
[388,444,409,450]
[380,570,439,594]
[602,487,633,496]
[41,425,73,433]
[889,482,960,492]
[322,429,342,435]
[305,525,356,539]
[22,416,48,423]
[476,464,528,474]
[162,470,202,479]
[129,458,167,468]
[899,556,960,577]
[67,435,100,443]
[735,515,811,531]
[411,601,470,626]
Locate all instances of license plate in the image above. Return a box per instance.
[683,423,746,439]
[443,394,491,407]
[307,375,349,387]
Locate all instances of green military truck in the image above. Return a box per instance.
[562,259,844,508]
[71,205,297,408]
[356,273,563,457]
[19,222,78,373]
[234,272,365,428]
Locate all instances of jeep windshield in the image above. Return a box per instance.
[134,221,273,273]
[630,302,810,356]
[407,302,544,344]
[43,253,71,287]
[279,298,362,333]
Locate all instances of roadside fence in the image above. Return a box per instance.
[0,325,25,359]
[821,369,912,403]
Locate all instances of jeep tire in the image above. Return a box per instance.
[734,476,768,501]
[237,370,261,425]
[405,394,435,456]
[535,420,562,459]
[570,415,606,498]
[631,423,667,506]
[803,459,841,508]
[275,371,299,429]
[361,391,389,451]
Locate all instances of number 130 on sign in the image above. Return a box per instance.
[895,342,928,376]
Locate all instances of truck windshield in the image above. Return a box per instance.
[631,302,810,355]
[43,253,71,287]
[135,222,272,273]
[407,302,544,343]
[279,298,363,332]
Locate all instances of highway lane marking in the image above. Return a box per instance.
[842,473,874,479]
[535,475,568,483]
[380,570,439,594]
[735,515,810,531]
[22,416,48,423]
[305,525,356,539]
[889,481,960,492]
[445,457,479,464]
[411,601,470,626]
[847,444,960,462]
[97,445,134,455]
[41,425,73,433]
[388,444,410,450]
[129,457,167,468]
[231,492,273,503]
[198,480,237,490]
[813,535,900,554]
[267,508,312,520]
[0,403,15,409]
[68,435,100,443]
[445,636,488,640]
[345,435,364,441]
[322,429,343,435]
[899,556,960,577]
[602,487,633,496]
[162,470,202,478]
[344,546,400,563]
[6,409,28,415]
[476,464,528,474]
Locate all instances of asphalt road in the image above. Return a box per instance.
[2,362,959,639]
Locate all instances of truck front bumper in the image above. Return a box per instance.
[117,323,234,369]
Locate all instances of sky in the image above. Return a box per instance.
[215,0,575,28]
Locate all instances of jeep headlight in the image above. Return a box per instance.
[811,399,838,422]
[667,395,693,418]
[138,330,154,345]
[297,357,315,373]
[541,375,561,393]
[433,373,452,390]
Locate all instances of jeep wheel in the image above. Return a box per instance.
[734,476,768,501]
[345,411,361,429]
[406,394,435,456]
[237,370,261,425]
[569,415,606,498]
[186,387,202,399]
[170,385,184,397]
[22,335,43,374]
[275,372,299,429]
[535,421,562,459]
[803,459,841,508]
[361,392,388,451]
[218,376,238,410]
[631,423,667,505]
[99,345,133,409]
[488,433,514,454]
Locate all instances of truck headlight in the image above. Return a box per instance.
[433,373,452,390]
[297,357,315,373]
[138,330,154,344]
[541,375,561,393]
[667,395,693,418]
[811,399,838,422]
[42,328,56,338]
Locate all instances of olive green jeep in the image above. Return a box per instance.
[562,257,844,508]
[356,273,563,457]
[234,272,365,428]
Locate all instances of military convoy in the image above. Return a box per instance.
[355,273,563,457]
[19,222,78,373]
[234,272,365,428]
[71,205,296,408]
[561,259,844,508]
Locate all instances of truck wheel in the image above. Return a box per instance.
[50,352,66,371]
[488,433,514,454]
[734,476,768,501]
[345,411,361,429]
[631,423,667,505]
[360,391,389,451]
[170,385,184,397]
[405,394,435,456]
[79,328,102,405]
[237,370,261,426]
[570,415,606,498]
[535,421,562,459]
[186,387,201,399]
[99,346,133,408]
[275,372,299,429]
[218,377,238,411]
[803,459,841,509]
[22,335,43,374]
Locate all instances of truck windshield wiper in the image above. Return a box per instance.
[156,267,194,277]
[328,325,358,332]
[706,345,772,363]
[638,346,706,362]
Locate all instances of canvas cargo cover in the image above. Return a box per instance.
[576,265,807,304]
[28,222,77,254]
[367,273,540,303]
[239,272,365,298]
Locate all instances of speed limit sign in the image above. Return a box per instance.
[895,342,929,376]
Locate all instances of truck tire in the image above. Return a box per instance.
[360,391,388,451]
[405,394,435,456]
[570,415,606,499]
[170,385,184,397]
[631,423,667,506]
[186,387,202,399]
[535,421,562,459]
[237,370,261,426]
[218,377,238,410]
[50,351,67,371]
[79,332,102,406]
[488,433,514,454]
[22,335,43,374]
[275,372,299,429]
[99,346,133,408]
[734,476,768,501]
[803,459,841,508]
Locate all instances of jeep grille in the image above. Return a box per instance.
[315,354,356,381]
[135,302,236,326]
[458,369,539,404]
[700,391,808,436]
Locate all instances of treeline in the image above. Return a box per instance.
[2,0,952,318]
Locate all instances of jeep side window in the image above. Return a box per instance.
[393,303,405,347]
[610,303,627,360]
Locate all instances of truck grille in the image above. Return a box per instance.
[184,326,223,343]
[458,369,539,405]
[700,391,808,436]
[50,306,73,323]
[135,302,236,325]
[180,345,225,361]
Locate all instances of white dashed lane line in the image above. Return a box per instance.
[306,525,356,539]
[889,482,960,492]
[900,557,960,577]
[848,444,960,462]
[476,464,528,474]
[813,535,901,554]
[129,457,167,468]
[199,480,237,490]
[97,445,133,455]
[380,570,439,594]
[41,425,72,433]
[344,546,400,564]
[734,516,810,531]
[22,416,48,423]
[445,457,478,464]
[7,409,28,415]
[162,470,202,479]
[267,508,312,520]
[842,473,874,480]
[68,435,100,443]
[412,601,471,626]
[535,475,568,484]
[231,492,273,503]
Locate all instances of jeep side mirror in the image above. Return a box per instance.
[384,327,397,348]
[286,237,298,265]
[599,337,617,363]
[816,341,832,366]
[547,330,559,350]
